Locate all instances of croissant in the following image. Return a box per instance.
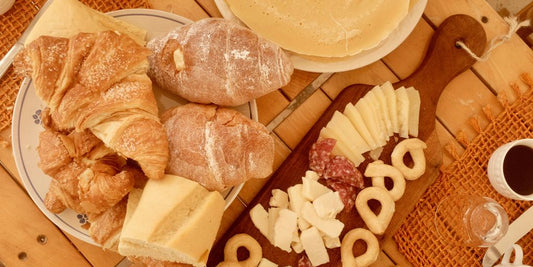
[15,31,169,180]
[88,197,128,250]
[147,18,294,106]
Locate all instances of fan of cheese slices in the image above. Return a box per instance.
[320,81,421,166]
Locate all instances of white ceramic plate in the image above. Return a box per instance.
[12,9,255,246]
[215,0,428,73]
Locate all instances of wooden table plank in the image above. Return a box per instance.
[0,167,89,266]
[281,70,322,99]
[255,90,290,125]
[148,0,210,20]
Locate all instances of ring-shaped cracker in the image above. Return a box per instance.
[341,228,379,267]
[391,138,427,180]
[219,233,262,267]
[355,187,395,235]
[365,160,406,201]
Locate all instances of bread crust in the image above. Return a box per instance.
[162,103,274,191]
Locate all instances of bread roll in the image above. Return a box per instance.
[147,18,293,106]
[161,103,274,191]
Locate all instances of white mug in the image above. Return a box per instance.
[487,139,533,201]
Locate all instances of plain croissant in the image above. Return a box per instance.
[15,31,169,180]
[147,18,294,106]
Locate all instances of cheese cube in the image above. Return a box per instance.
[343,102,379,149]
[396,86,410,138]
[291,232,304,254]
[305,170,320,181]
[301,202,344,238]
[300,227,330,266]
[302,177,332,201]
[382,81,399,133]
[258,258,278,267]
[323,235,341,249]
[269,189,289,209]
[312,191,344,219]
[298,217,311,232]
[272,209,298,252]
[249,204,269,239]
[267,208,280,244]
[406,87,421,137]
[288,184,305,214]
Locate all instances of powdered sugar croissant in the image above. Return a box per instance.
[15,31,169,180]
[147,18,294,106]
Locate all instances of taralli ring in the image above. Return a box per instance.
[341,228,379,267]
[218,233,262,267]
[355,187,395,235]
[391,138,427,180]
[365,160,406,201]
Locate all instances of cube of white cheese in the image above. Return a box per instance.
[249,204,269,239]
[305,170,320,181]
[267,208,280,244]
[313,191,344,219]
[272,209,298,252]
[298,217,311,232]
[258,258,278,267]
[269,189,289,209]
[302,177,332,201]
[323,235,341,249]
[291,231,304,254]
[288,184,312,231]
[301,202,344,238]
[300,227,330,266]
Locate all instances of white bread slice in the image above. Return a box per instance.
[118,174,224,267]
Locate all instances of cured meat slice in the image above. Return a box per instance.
[323,155,365,189]
[326,179,357,211]
[309,138,336,176]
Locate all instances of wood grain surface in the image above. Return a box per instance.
[207,14,487,266]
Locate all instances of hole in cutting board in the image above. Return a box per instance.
[18,252,27,261]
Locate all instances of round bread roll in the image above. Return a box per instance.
[161,103,275,191]
[147,18,294,106]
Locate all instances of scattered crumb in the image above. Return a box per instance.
[369,147,384,161]
[5,106,13,111]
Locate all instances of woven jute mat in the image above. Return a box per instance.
[0,0,151,133]
[393,73,533,266]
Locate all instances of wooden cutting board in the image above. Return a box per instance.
[208,14,487,266]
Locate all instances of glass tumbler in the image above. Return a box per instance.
[434,193,509,247]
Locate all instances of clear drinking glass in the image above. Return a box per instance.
[434,193,509,247]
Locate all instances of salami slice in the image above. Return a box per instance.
[323,155,365,189]
[309,138,336,176]
[326,179,357,211]
[298,255,313,267]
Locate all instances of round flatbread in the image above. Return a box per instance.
[225,0,410,57]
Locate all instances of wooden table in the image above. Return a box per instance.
[1,0,532,266]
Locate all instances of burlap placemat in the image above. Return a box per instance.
[0,0,151,133]
[393,73,533,266]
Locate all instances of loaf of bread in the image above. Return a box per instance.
[118,174,225,267]
[147,18,294,106]
[161,103,275,191]
[15,31,169,180]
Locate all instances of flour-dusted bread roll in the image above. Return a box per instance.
[161,103,275,191]
[147,18,294,106]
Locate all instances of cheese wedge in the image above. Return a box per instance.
[272,209,298,252]
[118,175,224,267]
[355,97,387,146]
[373,85,393,136]
[406,87,421,137]
[319,127,365,166]
[25,0,146,45]
[250,204,269,239]
[382,81,399,133]
[327,111,371,153]
[396,86,410,138]
[300,227,330,266]
[343,103,379,149]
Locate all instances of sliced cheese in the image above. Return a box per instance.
[313,191,344,219]
[118,175,224,267]
[327,111,371,153]
[287,184,312,230]
[364,90,389,142]
[382,81,399,133]
[300,227,330,267]
[343,103,379,149]
[355,97,387,147]
[269,189,289,209]
[302,176,332,201]
[319,127,365,166]
[396,86,410,138]
[258,258,278,267]
[250,204,269,239]
[373,85,393,136]
[272,209,298,252]
[301,202,344,238]
[406,87,421,137]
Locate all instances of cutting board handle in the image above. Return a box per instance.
[395,14,487,103]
